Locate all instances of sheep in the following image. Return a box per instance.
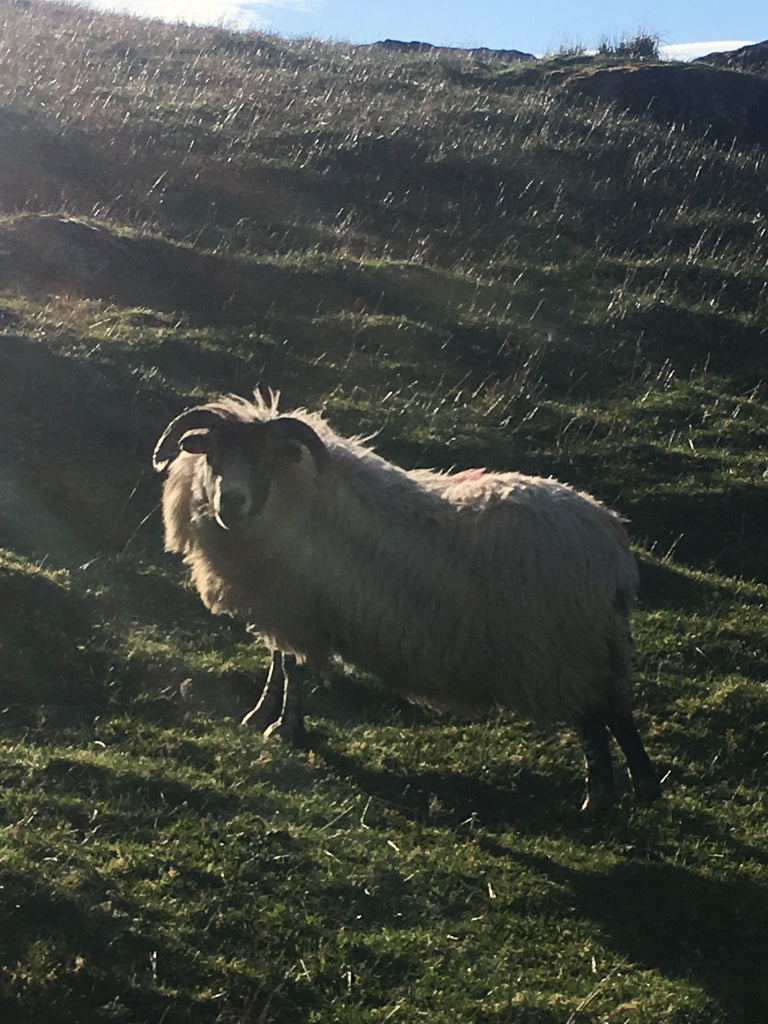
[153,389,661,814]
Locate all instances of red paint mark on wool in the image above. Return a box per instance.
[452,468,486,483]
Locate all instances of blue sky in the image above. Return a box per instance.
[83,0,762,59]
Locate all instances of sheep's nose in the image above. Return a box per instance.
[216,489,250,528]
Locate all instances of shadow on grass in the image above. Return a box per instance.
[3,214,370,325]
[40,754,241,821]
[0,558,118,712]
[0,333,167,567]
[0,866,286,1024]
[324,741,573,830]
[629,485,768,585]
[303,672,654,832]
[0,866,194,1024]
[308,701,581,833]
[511,849,768,1022]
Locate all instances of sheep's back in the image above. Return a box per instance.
[331,471,639,723]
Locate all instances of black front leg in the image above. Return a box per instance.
[577,711,617,815]
[241,649,286,731]
[262,653,308,743]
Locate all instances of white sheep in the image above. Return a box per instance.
[153,389,661,814]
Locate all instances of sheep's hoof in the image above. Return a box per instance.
[262,715,307,745]
[633,772,663,805]
[241,705,280,730]
[580,787,617,816]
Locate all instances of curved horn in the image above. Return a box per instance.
[153,407,228,472]
[265,416,328,470]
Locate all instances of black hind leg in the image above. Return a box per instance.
[577,711,617,815]
[606,709,662,805]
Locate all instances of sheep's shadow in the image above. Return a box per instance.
[313,737,575,831]
[221,666,658,831]
[300,676,582,829]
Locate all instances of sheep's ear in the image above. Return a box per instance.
[266,417,327,471]
[179,429,214,455]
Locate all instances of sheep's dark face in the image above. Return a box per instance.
[155,402,328,532]
[181,422,270,530]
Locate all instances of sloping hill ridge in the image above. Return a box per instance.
[567,43,768,148]
[0,214,370,321]
[697,38,768,77]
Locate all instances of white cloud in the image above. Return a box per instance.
[661,40,755,62]
[87,0,319,30]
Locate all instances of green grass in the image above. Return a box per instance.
[1,3,768,1021]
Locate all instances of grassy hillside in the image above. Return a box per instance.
[1,4,767,1021]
